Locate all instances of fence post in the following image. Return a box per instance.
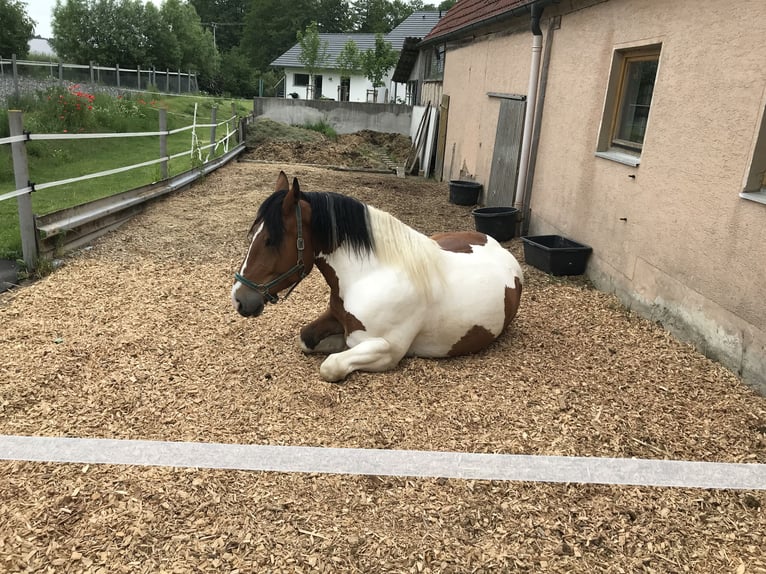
[177,70,181,94]
[12,54,19,99]
[58,62,63,86]
[209,106,217,153]
[89,61,94,83]
[9,111,37,271]
[165,68,169,92]
[188,69,192,93]
[116,63,120,88]
[137,65,141,91]
[159,108,168,180]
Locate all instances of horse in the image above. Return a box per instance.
[231,171,523,382]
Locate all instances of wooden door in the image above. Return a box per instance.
[486,97,526,207]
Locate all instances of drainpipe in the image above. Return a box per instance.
[513,2,546,209]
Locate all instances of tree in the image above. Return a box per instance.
[189,0,248,52]
[241,0,316,72]
[297,21,329,98]
[218,46,256,96]
[352,0,391,33]
[0,0,35,57]
[360,33,397,101]
[336,39,361,101]
[315,0,351,32]
[336,39,361,77]
[159,0,220,89]
[351,0,419,33]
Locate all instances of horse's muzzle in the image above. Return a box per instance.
[232,284,265,317]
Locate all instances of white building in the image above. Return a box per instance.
[271,11,441,103]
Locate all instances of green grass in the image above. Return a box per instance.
[245,117,325,146]
[301,119,338,140]
[0,89,253,258]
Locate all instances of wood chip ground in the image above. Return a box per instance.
[1,162,765,573]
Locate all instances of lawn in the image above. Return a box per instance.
[0,90,253,259]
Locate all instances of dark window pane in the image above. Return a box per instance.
[615,59,657,146]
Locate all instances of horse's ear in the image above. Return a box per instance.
[275,170,289,191]
[282,177,302,214]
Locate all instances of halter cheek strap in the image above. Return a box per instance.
[234,202,307,304]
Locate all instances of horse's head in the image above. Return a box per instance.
[231,171,315,317]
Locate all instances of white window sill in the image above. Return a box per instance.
[739,190,766,205]
[595,150,641,167]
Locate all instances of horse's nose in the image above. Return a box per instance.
[231,283,265,317]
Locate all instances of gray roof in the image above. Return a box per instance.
[271,33,377,68]
[271,11,442,68]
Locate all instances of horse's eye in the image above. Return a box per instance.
[265,236,274,247]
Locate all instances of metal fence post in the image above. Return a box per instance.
[166,68,170,92]
[209,106,217,153]
[12,54,19,99]
[116,63,120,88]
[177,70,181,94]
[137,65,141,91]
[159,108,168,180]
[89,61,94,83]
[9,111,37,271]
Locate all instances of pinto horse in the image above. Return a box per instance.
[231,171,523,382]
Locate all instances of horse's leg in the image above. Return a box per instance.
[319,337,402,382]
[300,308,347,354]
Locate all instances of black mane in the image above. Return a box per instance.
[255,189,373,254]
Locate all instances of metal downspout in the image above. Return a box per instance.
[513,2,546,209]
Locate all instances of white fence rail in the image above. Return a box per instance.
[1,104,248,269]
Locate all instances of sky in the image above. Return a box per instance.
[25,0,160,39]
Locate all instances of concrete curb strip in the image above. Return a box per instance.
[1,435,764,490]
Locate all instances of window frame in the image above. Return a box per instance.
[293,73,309,87]
[596,43,662,166]
[424,44,445,81]
[740,100,766,204]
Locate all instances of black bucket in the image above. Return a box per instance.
[449,180,482,205]
[472,207,519,242]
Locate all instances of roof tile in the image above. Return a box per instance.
[424,0,536,43]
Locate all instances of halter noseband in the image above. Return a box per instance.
[234,202,307,304]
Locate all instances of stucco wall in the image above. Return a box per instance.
[441,22,532,182]
[441,0,766,392]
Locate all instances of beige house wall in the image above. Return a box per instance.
[440,0,766,392]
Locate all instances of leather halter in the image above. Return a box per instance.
[234,201,307,304]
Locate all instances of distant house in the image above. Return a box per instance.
[417,0,766,392]
[271,11,442,103]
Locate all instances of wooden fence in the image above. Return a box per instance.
[0,104,248,271]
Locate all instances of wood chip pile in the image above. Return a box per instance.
[1,163,764,573]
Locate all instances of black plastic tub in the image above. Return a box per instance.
[449,180,482,205]
[521,235,593,276]
[472,207,519,242]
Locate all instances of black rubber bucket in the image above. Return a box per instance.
[472,207,519,242]
[449,180,482,205]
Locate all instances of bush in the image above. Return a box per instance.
[302,119,337,140]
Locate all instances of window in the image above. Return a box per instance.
[740,102,766,204]
[597,44,661,166]
[293,73,309,86]
[613,56,657,150]
[424,44,445,81]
